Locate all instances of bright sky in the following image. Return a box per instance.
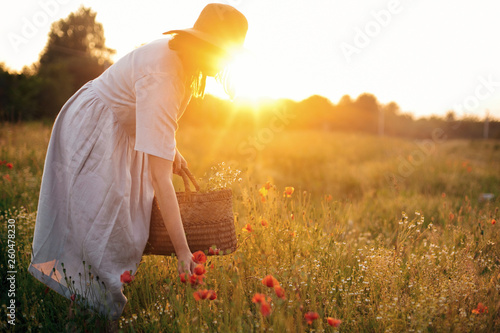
[1,0,499,119]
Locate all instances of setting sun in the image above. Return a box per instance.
[207,47,286,106]
[226,50,264,100]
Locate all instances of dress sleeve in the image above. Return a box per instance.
[134,74,185,161]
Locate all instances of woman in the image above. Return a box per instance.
[28,4,248,319]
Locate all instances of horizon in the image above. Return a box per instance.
[1,0,499,119]
[200,92,500,122]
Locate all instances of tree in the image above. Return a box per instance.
[352,93,379,133]
[354,93,379,113]
[37,6,115,118]
[0,63,43,122]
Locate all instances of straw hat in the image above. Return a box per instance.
[163,3,248,53]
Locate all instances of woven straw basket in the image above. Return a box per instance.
[143,167,237,256]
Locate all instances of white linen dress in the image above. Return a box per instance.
[28,36,192,319]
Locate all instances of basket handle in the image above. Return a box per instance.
[179,166,201,193]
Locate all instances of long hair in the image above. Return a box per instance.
[168,33,234,99]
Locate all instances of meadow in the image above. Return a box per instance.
[0,121,499,332]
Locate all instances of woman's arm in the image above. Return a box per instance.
[149,154,196,275]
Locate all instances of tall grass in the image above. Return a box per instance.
[0,122,499,332]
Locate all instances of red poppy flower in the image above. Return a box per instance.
[472,302,488,314]
[283,186,294,198]
[252,293,268,304]
[192,251,207,264]
[208,247,220,255]
[3,174,11,182]
[193,289,217,301]
[70,294,76,302]
[304,311,319,324]
[274,285,286,299]
[189,274,204,286]
[252,293,272,316]
[327,317,342,327]
[492,219,496,225]
[6,163,13,169]
[242,223,253,233]
[120,270,135,284]
[193,289,209,301]
[195,274,205,285]
[179,273,188,283]
[260,301,271,316]
[262,275,279,288]
[194,264,206,276]
[208,290,217,300]
[264,181,272,190]
[261,219,268,227]
[326,194,333,202]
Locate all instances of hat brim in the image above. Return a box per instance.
[163,28,241,54]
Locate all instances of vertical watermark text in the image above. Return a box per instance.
[6,218,17,325]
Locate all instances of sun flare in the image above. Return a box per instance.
[226,50,268,102]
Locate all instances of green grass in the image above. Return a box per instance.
[1,122,499,332]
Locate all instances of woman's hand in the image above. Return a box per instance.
[173,148,188,175]
[177,250,196,275]
[149,155,194,274]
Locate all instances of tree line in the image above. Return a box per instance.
[0,6,113,121]
[180,94,499,139]
[1,6,498,140]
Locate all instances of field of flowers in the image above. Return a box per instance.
[0,122,499,332]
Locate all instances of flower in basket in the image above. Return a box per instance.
[200,162,242,192]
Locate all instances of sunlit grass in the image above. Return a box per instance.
[0,122,499,332]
